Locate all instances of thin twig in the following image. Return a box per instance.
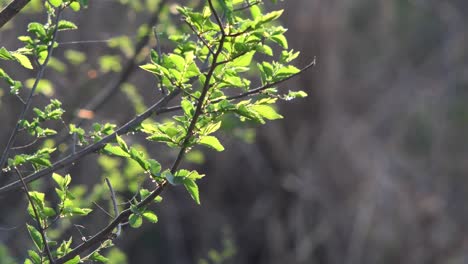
[184,20,216,56]
[233,0,261,12]
[11,138,38,150]
[92,202,113,218]
[225,58,317,101]
[15,168,55,264]
[105,178,121,237]
[0,7,64,175]
[0,0,30,28]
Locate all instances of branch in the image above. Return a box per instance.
[15,168,55,264]
[0,7,63,175]
[0,0,30,29]
[0,90,180,194]
[105,178,121,237]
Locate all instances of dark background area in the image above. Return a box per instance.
[1,0,468,263]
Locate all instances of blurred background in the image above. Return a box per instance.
[1,0,468,263]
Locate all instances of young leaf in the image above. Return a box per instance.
[0,47,14,60]
[250,105,283,120]
[26,224,44,251]
[89,252,109,263]
[12,53,33,69]
[64,255,81,264]
[129,213,143,228]
[183,178,200,204]
[103,145,131,158]
[142,211,158,223]
[49,0,62,7]
[57,20,78,31]
[199,136,225,151]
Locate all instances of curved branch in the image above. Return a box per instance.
[0,0,30,29]
[0,91,180,194]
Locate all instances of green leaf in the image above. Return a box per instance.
[27,250,41,264]
[52,173,67,187]
[202,121,222,136]
[26,224,44,251]
[147,159,161,176]
[260,10,284,24]
[271,34,288,49]
[115,135,129,152]
[250,105,283,120]
[183,178,200,204]
[69,2,81,11]
[27,23,46,38]
[49,0,62,7]
[103,145,131,158]
[273,65,300,82]
[164,170,184,185]
[89,252,109,263]
[250,5,262,19]
[199,136,224,151]
[139,189,151,200]
[70,207,92,216]
[30,157,52,167]
[57,20,78,31]
[231,51,255,67]
[0,47,14,60]
[129,213,142,228]
[12,53,33,69]
[164,54,186,72]
[181,98,195,116]
[64,255,81,264]
[142,211,158,223]
[285,90,308,99]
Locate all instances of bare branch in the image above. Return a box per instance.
[0,0,30,29]
[105,178,121,237]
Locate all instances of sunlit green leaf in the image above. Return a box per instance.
[199,136,224,151]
